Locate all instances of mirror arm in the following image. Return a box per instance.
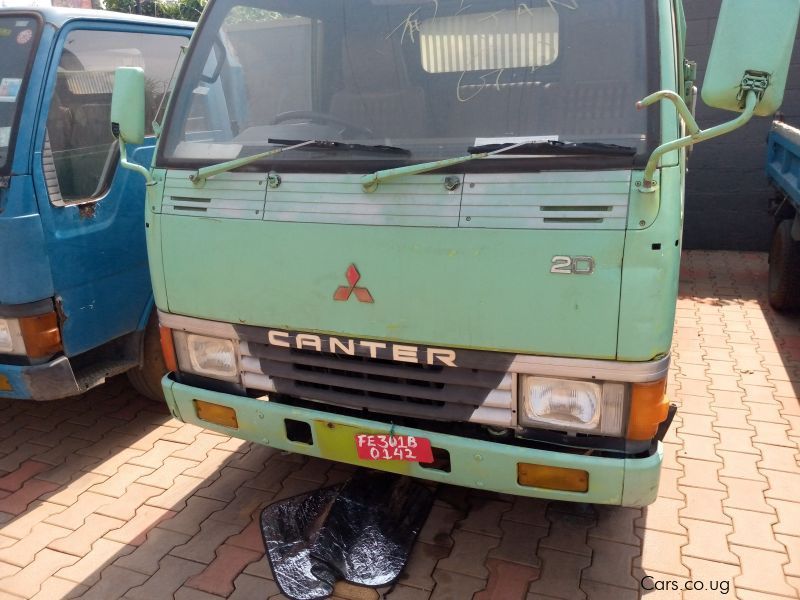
[118,138,155,186]
[637,89,758,192]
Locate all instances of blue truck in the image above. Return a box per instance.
[0,8,193,400]
[766,120,800,310]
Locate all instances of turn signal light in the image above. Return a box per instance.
[193,399,238,429]
[159,326,178,373]
[626,378,669,440]
[517,463,589,492]
[19,312,62,359]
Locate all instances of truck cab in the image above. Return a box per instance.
[0,8,193,400]
[112,0,798,505]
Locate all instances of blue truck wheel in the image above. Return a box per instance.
[768,219,800,311]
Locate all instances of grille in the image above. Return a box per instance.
[239,340,514,426]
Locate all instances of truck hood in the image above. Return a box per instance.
[156,170,633,360]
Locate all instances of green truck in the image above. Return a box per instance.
[111,0,798,506]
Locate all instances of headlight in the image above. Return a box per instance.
[519,376,626,436]
[174,332,239,381]
[0,318,25,355]
[0,319,14,353]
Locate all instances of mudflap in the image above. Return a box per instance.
[260,470,434,600]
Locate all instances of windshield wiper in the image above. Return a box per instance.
[361,141,636,192]
[268,138,411,156]
[468,140,637,156]
[189,139,317,185]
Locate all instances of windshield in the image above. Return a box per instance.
[0,15,40,172]
[161,0,654,171]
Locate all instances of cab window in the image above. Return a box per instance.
[45,28,185,204]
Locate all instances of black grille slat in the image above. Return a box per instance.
[262,359,483,405]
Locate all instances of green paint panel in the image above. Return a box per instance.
[158,213,625,359]
[164,378,663,506]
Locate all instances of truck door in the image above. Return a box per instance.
[32,23,189,357]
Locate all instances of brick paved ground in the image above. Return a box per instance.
[0,250,798,600]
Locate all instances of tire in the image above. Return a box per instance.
[768,219,800,311]
[127,313,168,402]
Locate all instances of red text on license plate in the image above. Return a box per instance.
[355,434,434,463]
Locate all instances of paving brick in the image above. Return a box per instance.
[44,491,114,529]
[747,402,790,424]
[85,447,144,477]
[455,498,511,538]
[182,448,235,480]
[634,528,689,577]
[680,486,731,524]
[710,390,748,410]
[225,520,264,553]
[127,440,187,469]
[0,522,72,567]
[678,414,718,438]
[89,464,153,498]
[661,443,682,471]
[392,541,449,591]
[228,572,281,600]
[105,505,177,546]
[725,508,784,553]
[487,520,546,569]
[56,538,136,587]
[526,548,590,600]
[678,457,725,490]
[94,482,165,521]
[589,506,640,546]
[0,444,50,474]
[239,457,295,493]
[718,450,767,481]
[171,519,242,564]
[124,554,206,600]
[681,518,738,565]
[778,534,800,578]
[578,581,637,600]
[114,528,191,575]
[77,434,139,461]
[137,457,198,491]
[771,499,800,537]
[474,558,538,600]
[0,461,50,492]
[33,436,92,466]
[144,474,205,511]
[29,576,87,600]
[538,510,593,557]
[171,432,223,462]
[161,422,206,445]
[41,472,108,506]
[80,565,148,600]
[712,406,754,430]
[1,478,60,515]
[0,501,64,539]
[732,545,796,597]
[719,477,775,516]
[0,548,78,598]
[762,469,800,503]
[678,394,715,416]
[174,587,226,600]
[69,416,126,443]
[582,538,639,589]
[436,529,498,579]
[500,497,549,528]
[680,557,739,599]
[49,513,126,556]
[430,569,486,600]
[224,444,280,473]
[195,466,254,502]
[677,433,722,462]
[638,498,687,536]
[288,456,332,483]
[384,584,432,599]
[35,454,100,485]
[207,485,272,526]
[755,443,799,473]
[158,496,228,536]
[185,543,262,596]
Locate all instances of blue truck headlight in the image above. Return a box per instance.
[0,318,26,355]
[519,376,626,436]
[174,332,240,382]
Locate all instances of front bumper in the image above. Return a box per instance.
[0,356,81,401]
[164,377,664,506]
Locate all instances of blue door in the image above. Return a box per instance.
[31,22,190,357]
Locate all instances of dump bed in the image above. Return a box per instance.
[767,121,800,209]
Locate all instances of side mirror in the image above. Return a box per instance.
[110,67,152,184]
[111,67,146,144]
[703,0,800,116]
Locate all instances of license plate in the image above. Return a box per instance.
[355,434,434,463]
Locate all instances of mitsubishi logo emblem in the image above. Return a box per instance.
[333,264,374,303]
